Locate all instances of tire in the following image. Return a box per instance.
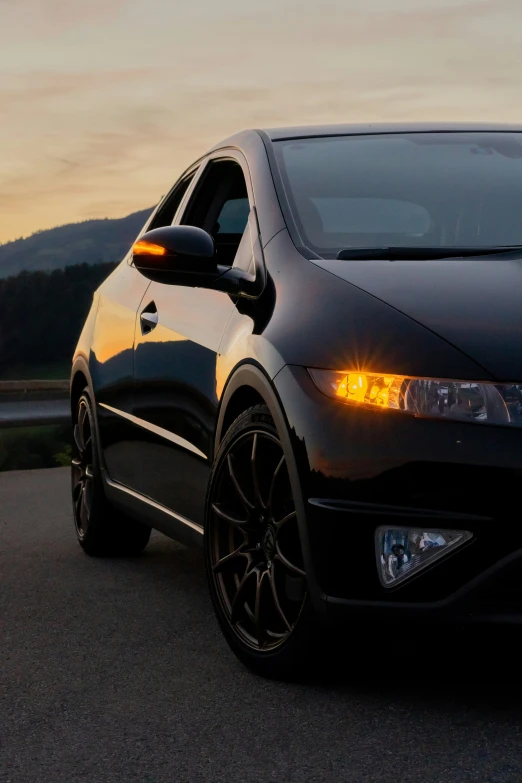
[71,389,151,557]
[204,404,325,679]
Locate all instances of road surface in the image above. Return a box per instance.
[1,468,522,783]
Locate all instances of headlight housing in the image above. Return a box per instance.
[308,369,522,426]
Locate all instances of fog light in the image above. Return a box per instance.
[376,526,472,587]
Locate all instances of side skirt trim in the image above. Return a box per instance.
[99,402,207,460]
[104,476,204,548]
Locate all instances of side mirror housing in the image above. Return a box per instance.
[132,226,218,285]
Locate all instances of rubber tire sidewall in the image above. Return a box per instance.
[72,390,151,556]
[204,405,325,680]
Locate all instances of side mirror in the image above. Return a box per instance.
[132,226,218,286]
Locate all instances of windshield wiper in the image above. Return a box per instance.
[336,246,522,260]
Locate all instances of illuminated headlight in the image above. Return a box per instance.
[309,369,522,426]
[376,527,472,587]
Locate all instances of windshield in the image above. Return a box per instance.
[273,132,522,258]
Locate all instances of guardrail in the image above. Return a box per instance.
[0,380,69,393]
[0,380,70,428]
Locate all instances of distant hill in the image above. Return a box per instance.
[0,207,154,279]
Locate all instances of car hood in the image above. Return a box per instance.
[311,256,522,381]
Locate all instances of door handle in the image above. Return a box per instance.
[140,302,158,335]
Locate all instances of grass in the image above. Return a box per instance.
[0,363,72,471]
[0,424,72,471]
[0,361,71,381]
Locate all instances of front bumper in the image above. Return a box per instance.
[273,365,522,624]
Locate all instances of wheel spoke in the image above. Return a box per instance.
[72,399,94,537]
[78,403,87,433]
[251,434,267,510]
[73,480,83,503]
[74,482,84,520]
[267,455,285,515]
[213,545,250,574]
[211,502,247,528]
[73,423,83,453]
[210,429,307,651]
[80,487,89,528]
[268,567,292,632]
[230,565,258,625]
[227,454,255,512]
[254,569,270,648]
[275,510,296,529]
[71,460,83,486]
[83,478,93,515]
[275,542,306,577]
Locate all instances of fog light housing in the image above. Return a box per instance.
[376,526,472,587]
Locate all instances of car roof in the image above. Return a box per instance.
[260,122,522,140]
[212,123,522,150]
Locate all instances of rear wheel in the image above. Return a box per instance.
[205,405,324,678]
[71,390,151,556]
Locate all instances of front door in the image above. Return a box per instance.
[131,155,253,525]
[90,261,150,488]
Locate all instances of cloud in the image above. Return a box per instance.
[3,72,522,241]
[1,0,522,241]
[2,72,520,236]
[0,0,129,34]
[0,68,162,112]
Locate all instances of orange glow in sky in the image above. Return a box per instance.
[1,0,521,243]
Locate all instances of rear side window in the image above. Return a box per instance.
[149,171,197,229]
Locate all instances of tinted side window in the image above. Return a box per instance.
[181,160,250,266]
[149,171,196,229]
[215,197,250,235]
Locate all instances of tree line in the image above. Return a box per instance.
[0,262,117,378]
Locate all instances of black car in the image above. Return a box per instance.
[71,123,522,677]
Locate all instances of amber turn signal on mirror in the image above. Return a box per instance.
[132,240,167,256]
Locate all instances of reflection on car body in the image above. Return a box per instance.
[71,124,522,677]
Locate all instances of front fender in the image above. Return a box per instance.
[216,363,327,613]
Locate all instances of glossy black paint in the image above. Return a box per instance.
[72,123,522,625]
[132,280,235,523]
[273,365,522,604]
[133,225,218,286]
[85,261,150,487]
[309,256,522,381]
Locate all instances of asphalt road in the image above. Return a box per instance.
[2,468,522,783]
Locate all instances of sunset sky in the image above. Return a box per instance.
[1,0,522,243]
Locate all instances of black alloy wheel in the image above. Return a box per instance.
[71,397,94,542]
[205,405,322,677]
[71,390,151,556]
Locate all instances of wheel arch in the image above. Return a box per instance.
[216,364,288,450]
[70,357,92,419]
[70,356,112,481]
[217,385,265,446]
[215,362,326,613]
